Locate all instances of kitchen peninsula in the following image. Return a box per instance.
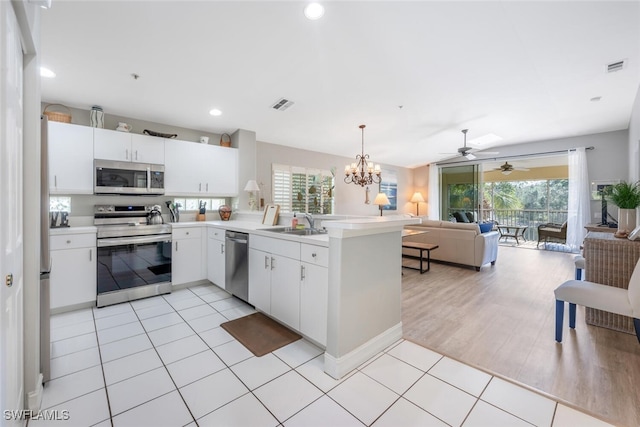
[177,215,419,378]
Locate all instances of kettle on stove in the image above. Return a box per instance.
[147,205,164,225]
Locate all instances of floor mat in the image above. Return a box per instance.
[220,312,301,357]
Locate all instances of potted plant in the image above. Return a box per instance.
[607,181,640,232]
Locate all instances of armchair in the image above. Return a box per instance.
[554,258,640,343]
[537,221,567,248]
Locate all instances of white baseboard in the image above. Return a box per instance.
[324,322,403,379]
[27,373,43,411]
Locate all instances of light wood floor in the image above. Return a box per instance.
[401,245,640,427]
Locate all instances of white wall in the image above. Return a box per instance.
[628,84,640,182]
[437,129,629,223]
[256,141,415,216]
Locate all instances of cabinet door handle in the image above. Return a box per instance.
[175,241,178,251]
[301,265,305,281]
[199,183,202,191]
[271,257,275,270]
[89,249,92,261]
[206,183,209,192]
[66,240,71,244]
[221,243,224,254]
[135,150,138,161]
[54,175,57,188]
[126,149,129,160]
[264,255,269,269]
[312,253,317,258]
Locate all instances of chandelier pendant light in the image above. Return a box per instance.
[344,124,381,187]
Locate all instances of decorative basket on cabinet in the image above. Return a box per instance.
[43,104,72,123]
[220,133,232,147]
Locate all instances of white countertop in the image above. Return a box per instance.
[170,220,330,246]
[50,226,97,235]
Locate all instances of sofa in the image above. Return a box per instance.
[403,219,499,271]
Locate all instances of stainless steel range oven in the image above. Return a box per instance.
[95,204,172,307]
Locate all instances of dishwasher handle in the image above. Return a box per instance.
[226,237,248,244]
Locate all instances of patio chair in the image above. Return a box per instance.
[554,258,640,343]
[537,221,567,248]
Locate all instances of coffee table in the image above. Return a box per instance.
[497,225,528,244]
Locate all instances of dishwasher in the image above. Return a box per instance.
[225,230,249,302]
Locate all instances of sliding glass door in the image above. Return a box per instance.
[440,164,481,222]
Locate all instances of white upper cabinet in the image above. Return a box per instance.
[94,128,164,164]
[48,121,94,194]
[131,134,165,164]
[164,139,238,197]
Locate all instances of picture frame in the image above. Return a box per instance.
[590,180,619,201]
[380,170,397,211]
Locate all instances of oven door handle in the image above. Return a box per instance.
[97,234,172,247]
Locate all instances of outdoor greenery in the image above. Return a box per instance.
[483,180,568,212]
[607,181,640,209]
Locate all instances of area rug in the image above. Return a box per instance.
[220,312,301,357]
[498,240,576,253]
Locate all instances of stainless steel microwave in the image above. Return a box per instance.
[94,159,165,195]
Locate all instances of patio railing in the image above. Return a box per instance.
[447,208,568,242]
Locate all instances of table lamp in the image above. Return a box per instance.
[410,192,425,216]
[244,180,260,211]
[373,192,390,216]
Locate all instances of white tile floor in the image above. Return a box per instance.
[32,283,614,427]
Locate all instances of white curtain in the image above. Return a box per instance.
[567,147,591,252]
[428,164,440,219]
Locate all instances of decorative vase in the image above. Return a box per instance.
[218,205,232,221]
[89,105,104,128]
[617,208,636,232]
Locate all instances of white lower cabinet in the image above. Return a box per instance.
[248,247,271,313]
[300,244,329,346]
[50,231,96,311]
[172,227,206,286]
[248,235,328,345]
[269,254,301,330]
[207,227,226,289]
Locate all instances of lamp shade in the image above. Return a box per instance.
[244,180,260,192]
[410,192,425,203]
[373,193,390,206]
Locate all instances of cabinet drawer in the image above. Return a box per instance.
[50,233,96,251]
[173,227,202,240]
[208,227,225,241]
[250,235,300,259]
[301,244,328,267]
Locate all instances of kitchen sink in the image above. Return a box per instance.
[266,227,328,236]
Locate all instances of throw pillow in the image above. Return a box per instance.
[465,212,475,223]
[452,212,468,223]
[479,223,493,233]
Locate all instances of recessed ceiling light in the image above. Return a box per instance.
[209,109,222,116]
[304,3,324,20]
[40,67,55,78]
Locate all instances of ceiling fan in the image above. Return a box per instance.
[494,161,530,175]
[442,129,498,160]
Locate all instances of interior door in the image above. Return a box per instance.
[0,2,25,424]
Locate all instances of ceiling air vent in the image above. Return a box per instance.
[271,98,294,111]
[606,60,625,73]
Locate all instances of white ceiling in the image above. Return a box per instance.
[40,1,640,168]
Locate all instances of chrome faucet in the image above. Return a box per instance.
[302,213,315,230]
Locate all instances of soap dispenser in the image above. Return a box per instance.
[291,213,298,228]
